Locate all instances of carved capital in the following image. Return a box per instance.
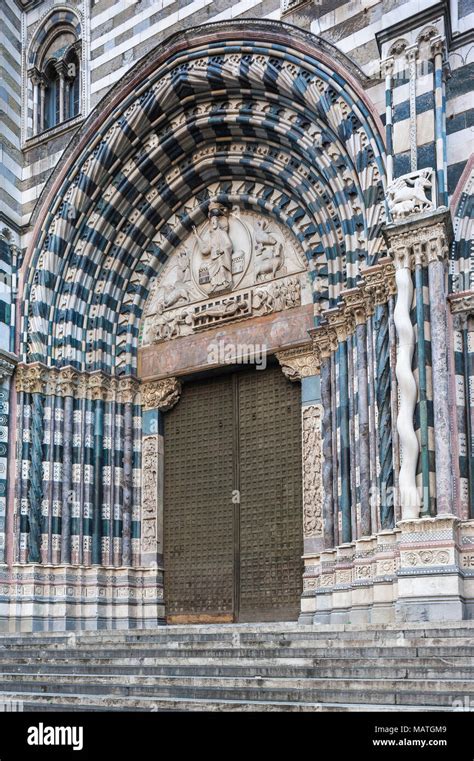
[391,244,412,270]
[405,44,418,63]
[54,59,69,78]
[341,287,368,325]
[309,324,338,362]
[380,57,394,78]
[384,209,453,271]
[324,306,354,343]
[55,367,79,397]
[28,67,43,86]
[276,345,320,381]
[424,232,449,265]
[15,363,47,394]
[430,34,446,59]
[361,257,396,304]
[141,377,182,411]
[88,373,109,402]
[116,376,140,404]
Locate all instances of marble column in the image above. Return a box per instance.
[406,44,419,171]
[384,208,454,519]
[381,57,394,185]
[55,61,67,124]
[342,289,372,537]
[28,69,41,136]
[58,370,78,564]
[390,242,420,518]
[431,36,448,207]
[39,81,46,133]
[426,225,453,513]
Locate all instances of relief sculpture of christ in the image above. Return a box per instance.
[193,203,233,293]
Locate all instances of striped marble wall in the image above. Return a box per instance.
[0,0,22,231]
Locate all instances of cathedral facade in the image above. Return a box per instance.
[0,0,473,631]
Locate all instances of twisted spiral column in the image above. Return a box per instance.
[375,303,394,528]
[393,252,420,518]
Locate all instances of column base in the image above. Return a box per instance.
[0,564,165,632]
[301,516,474,625]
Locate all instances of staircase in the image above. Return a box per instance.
[0,621,473,711]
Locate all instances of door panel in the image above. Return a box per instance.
[163,365,303,623]
[238,366,303,622]
[164,375,235,623]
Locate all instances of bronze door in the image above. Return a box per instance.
[237,367,303,622]
[163,365,303,623]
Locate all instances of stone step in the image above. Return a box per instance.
[0,690,451,713]
[0,673,470,705]
[0,671,472,691]
[2,628,474,647]
[0,645,472,661]
[0,661,470,680]
[0,622,471,711]
[1,633,473,649]
[2,623,474,647]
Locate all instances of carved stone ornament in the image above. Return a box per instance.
[141,377,182,411]
[360,258,396,305]
[384,212,452,272]
[309,324,338,362]
[386,168,435,220]
[141,435,159,554]
[15,363,46,394]
[141,208,308,345]
[0,350,17,382]
[15,364,140,401]
[303,403,324,537]
[323,305,355,343]
[450,293,474,316]
[341,287,369,325]
[276,345,320,381]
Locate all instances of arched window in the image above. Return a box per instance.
[27,13,82,138]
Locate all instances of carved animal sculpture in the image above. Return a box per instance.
[163,282,189,308]
[255,242,283,281]
[387,172,433,218]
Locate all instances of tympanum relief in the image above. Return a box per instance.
[141,205,309,345]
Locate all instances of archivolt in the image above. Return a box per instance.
[22,20,387,375]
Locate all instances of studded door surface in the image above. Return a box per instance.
[164,375,235,623]
[237,366,303,622]
[163,365,303,623]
